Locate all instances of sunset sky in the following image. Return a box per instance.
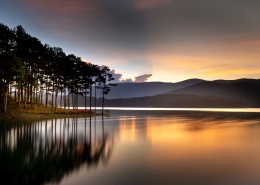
[1,0,260,82]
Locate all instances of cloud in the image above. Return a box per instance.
[134,0,173,10]
[21,0,99,16]
[135,74,153,82]
[120,74,153,83]
[110,69,123,83]
[234,40,260,48]
[99,66,124,83]
[19,0,106,39]
[107,67,152,83]
[121,78,134,83]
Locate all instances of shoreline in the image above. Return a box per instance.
[0,111,102,124]
[0,103,103,123]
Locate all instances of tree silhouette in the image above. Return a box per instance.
[98,66,117,114]
[0,22,116,113]
[0,23,24,112]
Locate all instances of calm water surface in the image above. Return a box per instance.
[1,110,260,185]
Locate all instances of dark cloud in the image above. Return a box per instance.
[12,0,260,59]
[135,74,153,82]
[134,0,173,10]
[21,0,99,16]
[21,0,149,54]
[144,0,260,44]
[98,0,148,51]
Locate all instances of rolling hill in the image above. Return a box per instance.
[76,78,260,108]
[167,81,260,107]
[93,78,204,99]
[97,94,246,108]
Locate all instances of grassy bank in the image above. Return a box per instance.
[0,102,99,123]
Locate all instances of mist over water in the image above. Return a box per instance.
[1,110,260,185]
[78,107,260,112]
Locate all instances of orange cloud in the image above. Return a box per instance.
[134,0,173,10]
[201,68,260,77]
[234,40,260,48]
[218,34,245,39]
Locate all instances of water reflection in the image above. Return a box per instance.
[0,117,113,185]
[97,113,260,185]
[1,112,260,185]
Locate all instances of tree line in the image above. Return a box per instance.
[0,22,115,114]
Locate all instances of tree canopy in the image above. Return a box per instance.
[0,22,115,113]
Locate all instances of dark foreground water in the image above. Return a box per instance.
[1,110,260,185]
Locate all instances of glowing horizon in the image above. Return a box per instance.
[1,0,259,82]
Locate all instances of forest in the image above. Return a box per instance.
[0,22,115,114]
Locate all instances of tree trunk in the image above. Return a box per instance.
[45,87,48,107]
[14,86,17,102]
[52,83,54,111]
[76,89,78,109]
[55,91,58,111]
[27,79,30,103]
[94,84,97,114]
[67,93,70,109]
[9,84,12,100]
[18,86,21,105]
[89,85,92,114]
[102,90,105,115]
[30,80,33,104]
[24,82,27,109]
[64,89,67,109]
[33,85,36,104]
[76,93,78,109]
[72,94,74,110]
[34,86,36,104]
[85,90,87,111]
[20,83,23,105]
[60,90,63,108]
[4,85,8,113]
[40,86,43,105]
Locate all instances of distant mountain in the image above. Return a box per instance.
[93,78,205,99]
[73,78,260,108]
[167,81,260,107]
[214,78,260,84]
[96,94,246,108]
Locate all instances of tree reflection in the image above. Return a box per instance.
[0,117,113,185]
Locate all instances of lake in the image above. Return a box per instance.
[1,109,260,185]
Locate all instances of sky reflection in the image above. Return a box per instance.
[1,113,260,185]
[109,114,260,185]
